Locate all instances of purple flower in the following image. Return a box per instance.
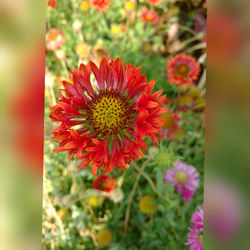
[185,206,204,250]
[164,161,199,201]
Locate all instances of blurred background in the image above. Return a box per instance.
[0,0,249,249]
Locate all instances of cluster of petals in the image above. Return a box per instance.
[89,0,111,12]
[185,206,203,250]
[164,161,199,201]
[49,58,166,175]
[93,174,116,192]
[141,9,159,22]
[46,29,65,51]
[166,54,200,86]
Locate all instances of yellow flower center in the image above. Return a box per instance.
[88,91,131,136]
[174,171,188,184]
[48,31,59,41]
[146,14,153,21]
[175,64,190,77]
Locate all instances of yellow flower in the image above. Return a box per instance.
[75,42,90,58]
[125,1,135,12]
[88,195,103,207]
[139,195,157,214]
[189,87,201,98]
[96,228,112,246]
[80,1,89,12]
[111,24,122,35]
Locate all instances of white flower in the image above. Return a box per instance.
[110,188,124,203]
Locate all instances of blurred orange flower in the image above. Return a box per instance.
[46,29,65,51]
[141,9,159,22]
[89,0,111,12]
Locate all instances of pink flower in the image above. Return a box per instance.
[185,227,203,250]
[191,206,204,231]
[185,206,203,250]
[164,161,199,201]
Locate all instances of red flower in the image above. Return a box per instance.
[93,174,116,192]
[46,29,65,51]
[49,58,166,175]
[166,54,200,86]
[47,0,57,9]
[147,0,161,5]
[141,9,159,22]
[89,0,111,12]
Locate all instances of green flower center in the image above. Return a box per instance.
[174,171,188,184]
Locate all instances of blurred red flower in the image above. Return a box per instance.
[89,0,111,12]
[142,9,159,22]
[93,174,116,192]
[47,0,57,9]
[166,54,200,86]
[207,10,243,64]
[147,0,161,5]
[50,58,166,175]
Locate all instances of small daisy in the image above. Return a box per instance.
[164,161,199,201]
[166,54,200,86]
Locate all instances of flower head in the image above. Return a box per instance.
[80,1,90,11]
[124,1,135,12]
[166,54,200,86]
[47,0,57,9]
[139,195,157,214]
[185,206,204,250]
[111,24,122,35]
[93,174,116,192]
[147,0,161,5]
[75,42,90,58]
[164,161,199,201]
[46,29,65,51]
[49,58,166,175]
[88,194,103,207]
[142,9,159,22]
[110,187,124,203]
[96,228,112,246]
[89,0,111,12]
